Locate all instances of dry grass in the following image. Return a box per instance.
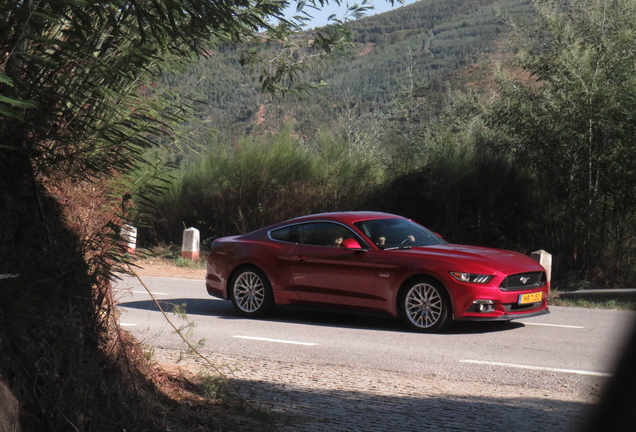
[548,292,636,311]
[140,359,276,432]
[131,254,206,280]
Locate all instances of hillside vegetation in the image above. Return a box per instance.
[159,0,533,150]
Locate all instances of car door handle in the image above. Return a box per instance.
[293,255,308,261]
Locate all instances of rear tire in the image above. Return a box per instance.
[229,267,274,318]
[399,278,451,333]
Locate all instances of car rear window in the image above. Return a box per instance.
[270,225,300,243]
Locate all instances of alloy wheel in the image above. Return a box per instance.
[405,282,444,329]
[233,271,265,313]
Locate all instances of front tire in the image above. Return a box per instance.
[399,278,451,333]
[230,267,274,318]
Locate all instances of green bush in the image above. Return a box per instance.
[141,125,385,243]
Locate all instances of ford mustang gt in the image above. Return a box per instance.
[205,212,549,332]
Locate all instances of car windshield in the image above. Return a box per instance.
[353,218,446,250]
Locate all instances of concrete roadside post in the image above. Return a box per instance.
[121,224,137,254]
[531,250,552,284]
[181,227,200,261]
[0,380,20,432]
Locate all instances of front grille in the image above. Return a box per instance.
[499,272,546,291]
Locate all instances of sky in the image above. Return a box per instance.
[285,0,419,29]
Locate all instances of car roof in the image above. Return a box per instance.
[285,211,403,225]
[239,212,407,239]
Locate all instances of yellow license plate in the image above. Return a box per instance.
[519,292,542,304]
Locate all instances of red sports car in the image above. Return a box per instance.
[205,212,549,332]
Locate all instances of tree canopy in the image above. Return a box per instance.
[0,0,377,180]
[489,0,636,281]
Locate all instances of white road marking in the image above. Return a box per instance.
[233,335,318,346]
[125,275,201,281]
[461,359,612,377]
[120,323,138,327]
[113,289,170,296]
[131,290,170,296]
[0,274,19,279]
[518,322,584,329]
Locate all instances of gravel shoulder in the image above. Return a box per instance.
[152,347,597,432]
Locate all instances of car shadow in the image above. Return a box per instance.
[118,298,525,334]
[268,306,525,334]
[269,305,407,332]
[445,320,525,334]
[117,298,238,318]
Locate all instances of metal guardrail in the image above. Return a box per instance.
[558,289,636,302]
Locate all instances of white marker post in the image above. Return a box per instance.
[121,224,137,254]
[531,249,552,283]
[181,227,200,261]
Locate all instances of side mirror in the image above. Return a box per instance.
[341,238,363,250]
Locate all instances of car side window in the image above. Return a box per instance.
[270,222,365,248]
[353,218,445,249]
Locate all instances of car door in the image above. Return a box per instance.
[281,222,380,308]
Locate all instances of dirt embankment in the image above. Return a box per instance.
[130,257,205,280]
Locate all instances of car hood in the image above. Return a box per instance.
[404,244,544,275]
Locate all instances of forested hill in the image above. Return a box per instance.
[162,0,533,148]
[318,0,525,105]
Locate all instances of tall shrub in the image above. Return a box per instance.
[145,126,387,243]
[368,91,537,251]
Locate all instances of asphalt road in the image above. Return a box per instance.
[114,275,636,395]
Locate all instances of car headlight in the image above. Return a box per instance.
[449,272,494,284]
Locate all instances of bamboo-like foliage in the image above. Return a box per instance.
[489,0,636,283]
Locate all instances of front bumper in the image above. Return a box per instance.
[455,307,550,322]
[446,277,550,322]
